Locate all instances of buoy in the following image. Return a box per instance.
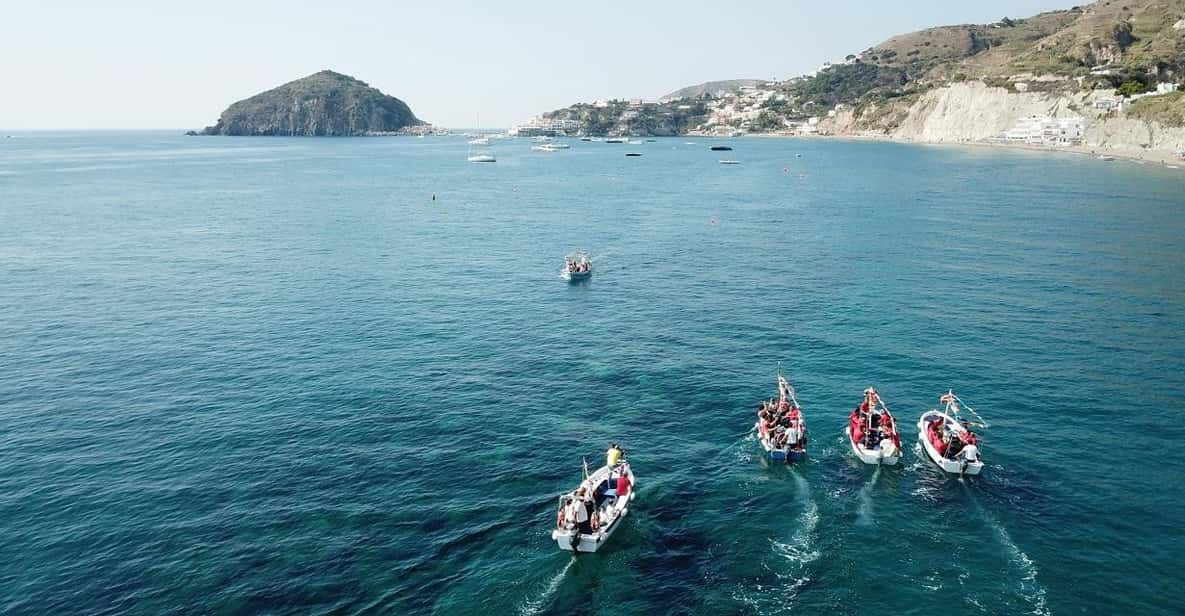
[431,193,436,201]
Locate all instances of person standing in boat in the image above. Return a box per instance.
[607,443,623,468]
[574,488,592,534]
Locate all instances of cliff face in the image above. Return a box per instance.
[818,81,1185,155]
[201,70,421,136]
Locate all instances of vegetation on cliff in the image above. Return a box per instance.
[200,70,421,136]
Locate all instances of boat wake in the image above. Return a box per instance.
[774,476,820,566]
[965,486,1050,615]
[518,557,575,616]
[856,466,881,526]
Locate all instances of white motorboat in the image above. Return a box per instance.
[562,251,591,281]
[551,455,636,553]
[719,159,740,165]
[845,387,901,465]
[467,152,496,163]
[917,390,987,475]
[627,139,643,145]
[532,143,561,152]
[605,137,625,144]
[754,371,807,462]
[547,142,570,149]
[467,137,490,145]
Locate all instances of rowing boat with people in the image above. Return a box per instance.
[845,387,901,465]
[755,371,807,462]
[917,390,987,475]
[551,445,635,553]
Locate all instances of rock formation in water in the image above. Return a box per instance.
[200,70,421,136]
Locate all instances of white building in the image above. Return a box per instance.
[1001,116,1084,146]
[508,116,581,137]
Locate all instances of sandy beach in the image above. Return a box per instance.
[746,131,1185,171]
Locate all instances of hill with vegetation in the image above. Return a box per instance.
[200,70,421,136]
[660,79,765,101]
[540,0,1185,147]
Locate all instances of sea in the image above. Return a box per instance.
[1,131,1183,615]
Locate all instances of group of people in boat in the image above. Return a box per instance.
[566,256,590,273]
[555,443,631,535]
[848,387,900,451]
[926,406,980,463]
[757,397,805,451]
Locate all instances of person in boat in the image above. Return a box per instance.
[615,467,631,498]
[959,440,980,465]
[574,488,593,534]
[607,443,623,468]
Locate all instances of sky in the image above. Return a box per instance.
[1,0,1073,130]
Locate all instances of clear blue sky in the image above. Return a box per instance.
[2,0,1071,129]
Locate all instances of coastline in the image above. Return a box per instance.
[746,131,1185,171]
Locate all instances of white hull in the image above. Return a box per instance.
[467,154,496,163]
[917,411,983,475]
[562,270,591,281]
[846,427,899,465]
[551,463,636,553]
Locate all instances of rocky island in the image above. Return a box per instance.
[198,70,421,136]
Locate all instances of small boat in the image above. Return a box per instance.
[467,137,490,145]
[917,391,986,475]
[1098,155,1115,161]
[580,137,592,141]
[845,388,901,465]
[562,251,591,281]
[551,451,636,553]
[467,152,496,163]
[719,159,740,165]
[547,142,570,149]
[645,139,657,142]
[605,137,625,144]
[627,139,643,145]
[532,144,562,152]
[591,137,604,142]
[625,152,642,157]
[684,142,696,145]
[710,145,733,151]
[754,371,807,462]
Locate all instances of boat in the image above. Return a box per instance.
[684,142,696,145]
[627,139,643,145]
[467,113,496,162]
[710,145,733,151]
[532,143,562,152]
[719,159,740,165]
[551,450,636,553]
[605,137,625,144]
[754,371,807,462]
[547,142,570,149]
[917,391,987,475]
[562,251,591,281]
[645,139,657,142]
[625,152,642,157]
[845,388,901,465]
[1098,155,1115,161]
[580,137,592,141]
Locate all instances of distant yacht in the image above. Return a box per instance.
[605,137,625,144]
[710,145,733,151]
[719,159,740,165]
[467,113,496,162]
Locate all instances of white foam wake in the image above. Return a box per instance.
[856,466,881,526]
[967,487,1050,615]
[518,557,575,616]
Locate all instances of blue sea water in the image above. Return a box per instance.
[1,131,1183,615]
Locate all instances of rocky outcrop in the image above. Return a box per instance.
[200,70,421,136]
[818,81,1185,156]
